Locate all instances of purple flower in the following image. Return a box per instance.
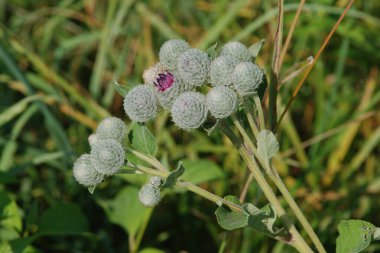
[154,71,175,92]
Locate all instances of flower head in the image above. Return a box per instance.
[171,91,208,130]
[88,134,101,147]
[159,39,190,70]
[156,73,193,109]
[90,139,125,176]
[95,117,126,142]
[138,184,161,207]
[220,41,251,63]
[206,86,238,119]
[143,62,175,92]
[209,56,238,87]
[232,62,264,96]
[73,154,104,187]
[177,48,210,87]
[149,176,162,187]
[124,85,158,122]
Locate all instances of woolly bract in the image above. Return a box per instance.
[73,154,103,187]
[232,62,263,96]
[156,73,193,109]
[220,41,251,63]
[206,86,238,119]
[138,184,161,207]
[95,117,126,142]
[159,39,190,70]
[90,139,125,176]
[124,85,158,122]
[171,91,208,130]
[177,49,210,87]
[209,56,238,87]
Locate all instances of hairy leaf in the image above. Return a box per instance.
[336,220,376,253]
[161,162,185,189]
[257,130,279,162]
[215,196,248,230]
[248,39,265,60]
[130,124,157,155]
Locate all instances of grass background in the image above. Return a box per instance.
[0,0,380,252]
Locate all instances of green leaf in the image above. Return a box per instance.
[130,124,157,156]
[0,191,22,234]
[161,162,185,189]
[248,39,265,60]
[113,80,130,97]
[215,196,248,230]
[206,43,218,60]
[138,248,165,253]
[4,203,87,253]
[0,172,17,184]
[181,159,224,185]
[98,186,149,236]
[244,203,282,235]
[336,220,376,253]
[38,203,88,235]
[257,130,279,161]
[0,242,12,253]
[0,95,41,128]
[8,236,37,253]
[0,44,73,166]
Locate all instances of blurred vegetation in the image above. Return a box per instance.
[0,0,380,252]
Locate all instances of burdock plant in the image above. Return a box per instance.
[73,39,380,253]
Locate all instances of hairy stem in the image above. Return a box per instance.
[243,98,260,137]
[228,120,324,252]
[239,148,313,253]
[221,123,313,252]
[130,149,300,246]
[269,171,327,253]
[253,95,266,131]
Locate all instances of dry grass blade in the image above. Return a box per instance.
[280,57,313,85]
[269,0,284,131]
[239,172,255,203]
[277,0,356,126]
[323,67,377,186]
[279,0,305,69]
[280,111,377,158]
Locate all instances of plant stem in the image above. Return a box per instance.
[239,148,313,253]
[176,181,242,212]
[229,119,325,252]
[126,147,167,172]
[253,95,266,131]
[129,145,313,252]
[239,172,255,203]
[129,160,242,212]
[231,115,270,173]
[133,208,154,253]
[231,115,256,152]
[221,123,313,252]
[269,172,327,253]
[125,163,166,177]
[242,99,260,137]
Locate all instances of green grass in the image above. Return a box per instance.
[0,0,379,252]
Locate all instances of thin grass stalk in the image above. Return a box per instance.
[278,0,356,126]
[269,0,284,131]
[269,172,327,253]
[279,0,305,69]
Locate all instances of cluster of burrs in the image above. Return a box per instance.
[73,117,126,189]
[72,117,162,207]
[123,40,264,131]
